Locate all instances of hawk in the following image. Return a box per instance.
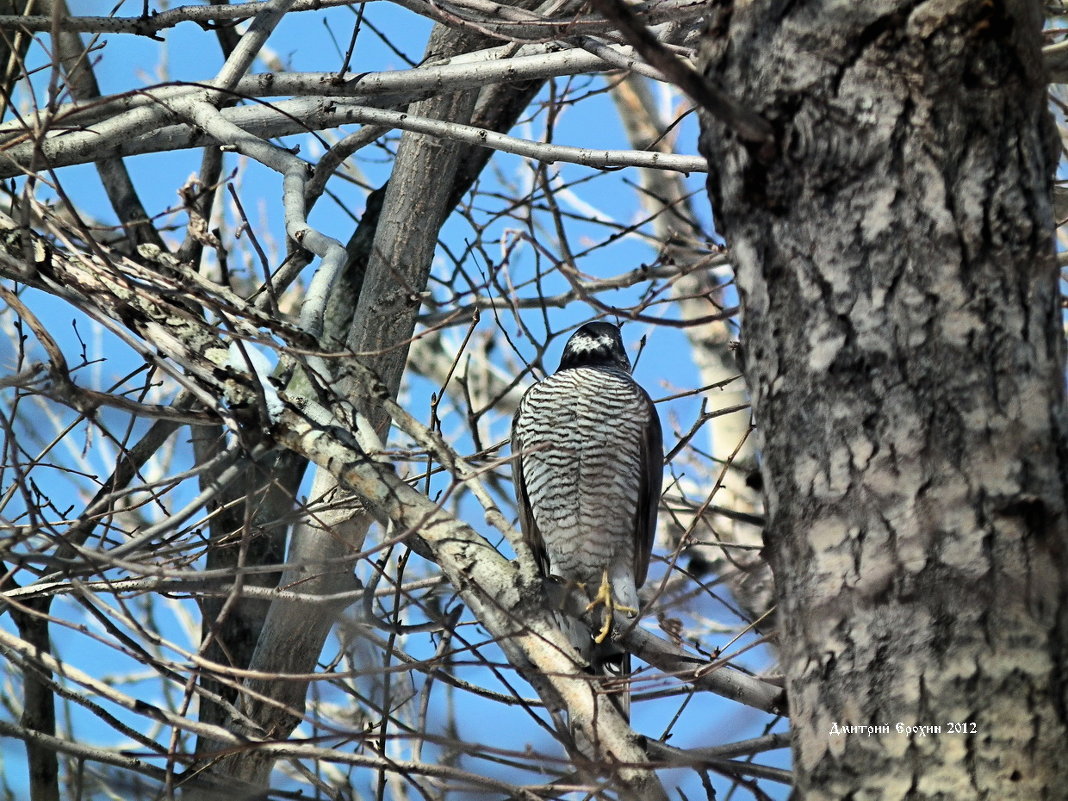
[511,322,663,719]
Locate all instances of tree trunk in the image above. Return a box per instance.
[698,1,1068,798]
[214,6,581,786]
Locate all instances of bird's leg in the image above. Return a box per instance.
[584,569,637,644]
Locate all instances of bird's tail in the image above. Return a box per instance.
[558,610,631,720]
[591,640,630,722]
[548,593,634,753]
[563,621,632,757]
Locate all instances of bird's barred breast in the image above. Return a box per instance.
[516,367,650,583]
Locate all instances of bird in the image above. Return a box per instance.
[511,321,663,721]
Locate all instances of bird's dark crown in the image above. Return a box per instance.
[557,322,632,372]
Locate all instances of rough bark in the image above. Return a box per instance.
[698,1,1068,798]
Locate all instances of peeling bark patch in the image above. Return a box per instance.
[807,322,846,371]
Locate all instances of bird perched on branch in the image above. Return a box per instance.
[511,321,663,721]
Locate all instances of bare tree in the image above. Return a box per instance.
[0,1,1063,800]
[0,2,784,800]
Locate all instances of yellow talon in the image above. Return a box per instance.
[584,569,636,644]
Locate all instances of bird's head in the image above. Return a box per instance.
[557,322,632,373]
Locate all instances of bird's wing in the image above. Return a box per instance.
[633,390,664,588]
[511,403,551,577]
